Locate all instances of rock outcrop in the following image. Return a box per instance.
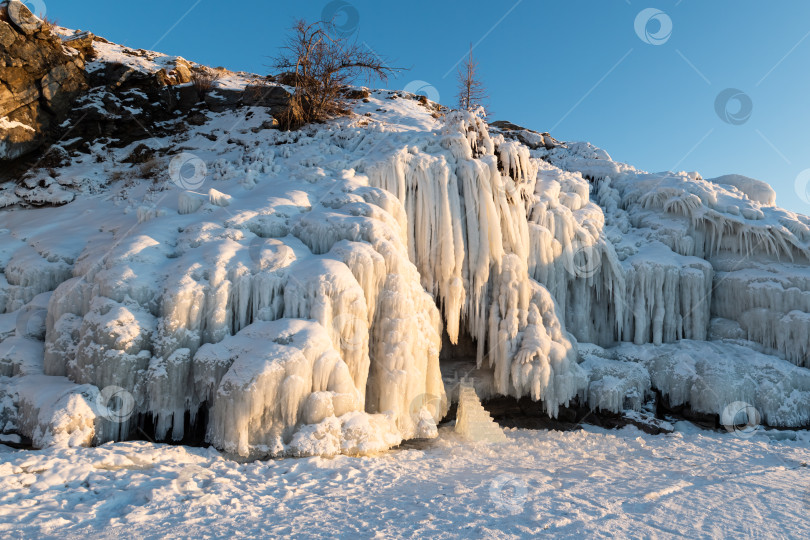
[0,0,87,160]
[1,1,294,168]
[489,120,562,150]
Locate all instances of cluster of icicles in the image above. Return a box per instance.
[365,111,588,412]
[545,140,810,369]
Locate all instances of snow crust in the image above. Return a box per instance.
[1,427,809,538]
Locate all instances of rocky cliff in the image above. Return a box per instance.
[0,0,87,160]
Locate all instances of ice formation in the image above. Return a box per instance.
[2,33,810,457]
[454,381,507,442]
[598,341,810,428]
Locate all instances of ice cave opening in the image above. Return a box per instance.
[438,325,482,396]
[135,402,210,447]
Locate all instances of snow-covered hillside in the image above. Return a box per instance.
[2,14,810,461]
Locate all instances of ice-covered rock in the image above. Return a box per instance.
[623,341,810,428]
[578,340,810,429]
[198,319,393,457]
[709,174,776,206]
[579,343,651,414]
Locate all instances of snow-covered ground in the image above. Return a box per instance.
[1,425,808,538]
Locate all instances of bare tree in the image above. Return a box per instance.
[274,19,399,130]
[456,45,488,114]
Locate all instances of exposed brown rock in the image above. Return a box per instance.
[0,2,289,164]
[0,19,17,48]
[122,143,156,164]
[172,59,191,84]
[155,58,194,87]
[62,31,95,58]
[345,88,370,100]
[0,0,87,160]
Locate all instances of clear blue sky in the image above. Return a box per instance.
[40,0,810,214]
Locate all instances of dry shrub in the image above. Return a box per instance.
[138,158,162,180]
[191,67,223,100]
[39,15,57,32]
[109,170,127,183]
[273,19,400,130]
